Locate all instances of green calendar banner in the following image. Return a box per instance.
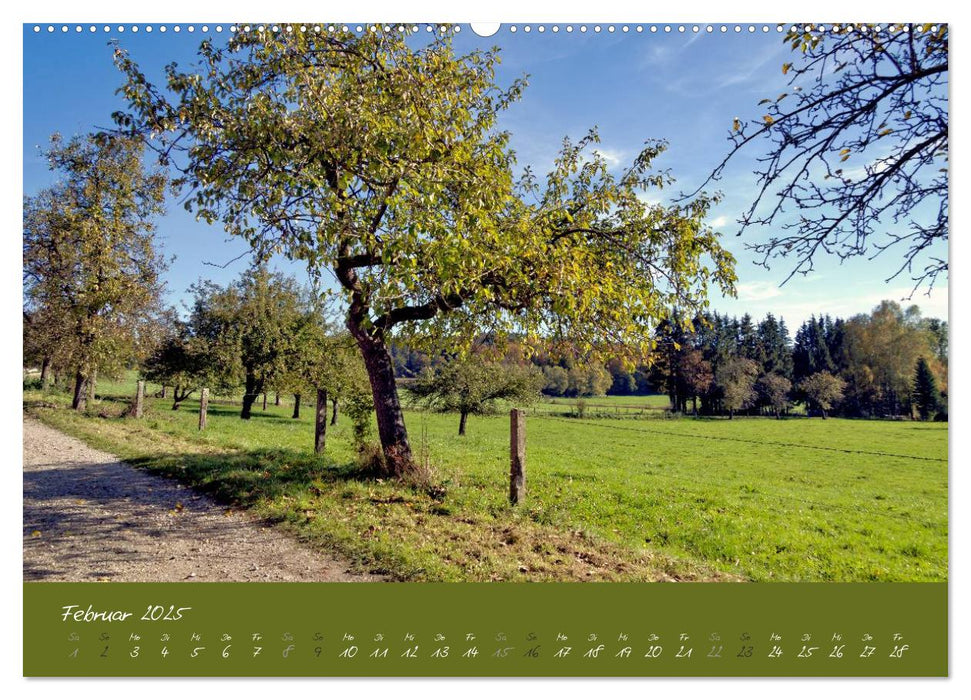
[24,582,947,676]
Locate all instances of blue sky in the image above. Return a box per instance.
[22,23,949,331]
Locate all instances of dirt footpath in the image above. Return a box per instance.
[23,417,379,582]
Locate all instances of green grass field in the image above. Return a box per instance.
[543,394,672,408]
[24,379,947,583]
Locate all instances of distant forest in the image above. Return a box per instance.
[392,300,948,420]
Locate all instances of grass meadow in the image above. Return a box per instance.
[23,376,947,583]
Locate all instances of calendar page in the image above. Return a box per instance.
[22,17,949,679]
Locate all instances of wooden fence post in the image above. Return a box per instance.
[510,408,525,505]
[133,380,145,419]
[315,388,328,454]
[199,388,209,431]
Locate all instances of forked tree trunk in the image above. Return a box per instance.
[172,386,194,410]
[350,328,412,475]
[71,370,86,411]
[292,394,301,419]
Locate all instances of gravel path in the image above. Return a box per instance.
[23,418,379,582]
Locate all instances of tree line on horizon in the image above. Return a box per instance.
[390,301,947,421]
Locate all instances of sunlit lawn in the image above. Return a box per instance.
[25,379,947,583]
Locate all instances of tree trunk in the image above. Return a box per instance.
[728,408,734,420]
[459,410,468,436]
[40,356,52,390]
[292,393,301,419]
[241,372,259,420]
[330,397,339,426]
[172,386,194,410]
[275,392,281,406]
[71,370,86,411]
[692,396,698,417]
[161,385,167,399]
[262,393,267,411]
[821,409,828,420]
[349,328,412,475]
[315,388,328,454]
[87,368,98,404]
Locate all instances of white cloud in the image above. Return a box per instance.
[736,280,783,302]
[710,215,729,228]
[713,281,949,331]
[593,148,625,168]
[636,192,666,208]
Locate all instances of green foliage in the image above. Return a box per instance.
[542,366,570,396]
[755,372,792,417]
[838,301,944,417]
[116,29,735,359]
[185,266,312,416]
[23,133,168,405]
[308,334,375,448]
[912,357,940,421]
[715,357,759,416]
[799,371,846,418]
[141,312,211,405]
[410,359,543,434]
[540,364,611,398]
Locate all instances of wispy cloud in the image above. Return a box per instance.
[640,31,706,69]
[736,280,783,302]
[713,280,949,331]
[716,41,789,89]
[593,147,625,168]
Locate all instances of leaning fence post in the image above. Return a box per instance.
[315,388,328,454]
[133,380,145,419]
[199,388,209,431]
[510,408,525,505]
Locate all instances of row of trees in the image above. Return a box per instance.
[142,267,375,436]
[651,302,946,419]
[387,299,947,421]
